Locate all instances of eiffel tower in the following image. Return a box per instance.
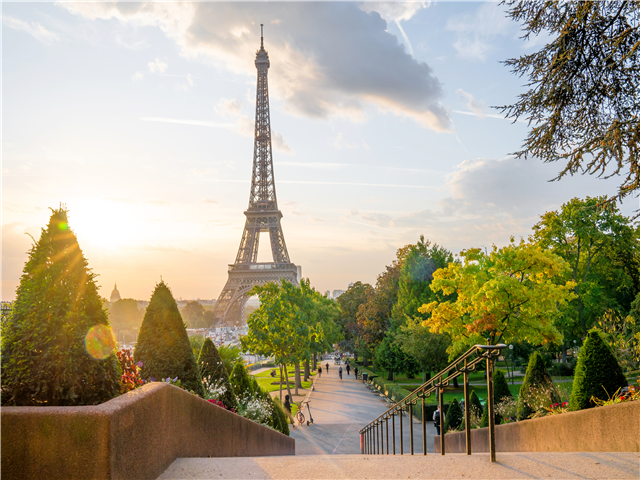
[213,26,300,326]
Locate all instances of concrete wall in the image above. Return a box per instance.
[435,400,639,453]
[2,382,294,480]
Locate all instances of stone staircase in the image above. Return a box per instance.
[157,452,639,479]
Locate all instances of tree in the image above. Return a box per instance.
[335,281,372,352]
[444,398,463,432]
[533,197,640,337]
[500,1,640,205]
[481,369,513,426]
[198,337,237,410]
[218,344,244,375]
[134,282,204,396]
[421,238,577,354]
[229,362,254,399]
[181,300,207,328]
[109,298,143,337]
[1,206,121,406]
[570,329,627,411]
[396,318,451,381]
[272,396,291,436]
[517,351,560,420]
[374,334,419,380]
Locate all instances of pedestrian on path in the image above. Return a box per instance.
[346,364,350,376]
[284,394,296,428]
[325,362,329,374]
[433,407,445,436]
[317,366,322,378]
[339,366,343,379]
[354,366,359,379]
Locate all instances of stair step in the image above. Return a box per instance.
[158,452,638,479]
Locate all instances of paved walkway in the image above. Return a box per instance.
[290,367,436,455]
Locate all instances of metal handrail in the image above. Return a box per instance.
[359,343,506,461]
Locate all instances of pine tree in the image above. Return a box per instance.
[460,390,484,430]
[1,207,121,406]
[569,329,627,411]
[444,398,463,432]
[517,351,560,420]
[198,337,237,410]
[230,362,254,399]
[134,282,204,396]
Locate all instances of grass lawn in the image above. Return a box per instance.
[252,366,316,393]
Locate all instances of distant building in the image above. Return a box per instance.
[110,283,121,303]
[324,290,331,299]
[348,283,354,289]
[332,289,345,299]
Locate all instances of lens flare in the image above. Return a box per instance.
[85,325,116,360]
[58,222,68,231]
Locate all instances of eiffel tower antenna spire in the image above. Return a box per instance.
[212,26,300,326]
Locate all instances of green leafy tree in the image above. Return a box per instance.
[396,318,450,381]
[109,298,143,337]
[481,370,513,426]
[444,398,463,432]
[517,351,560,420]
[1,206,121,406]
[198,338,237,410]
[336,281,373,352]
[134,282,204,396]
[229,362,254,398]
[500,1,640,205]
[422,238,576,354]
[374,334,419,380]
[533,197,640,337]
[218,344,244,375]
[189,334,205,359]
[181,300,207,328]
[570,329,627,411]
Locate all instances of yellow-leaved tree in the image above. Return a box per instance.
[419,238,577,355]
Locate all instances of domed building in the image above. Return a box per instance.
[110,282,121,303]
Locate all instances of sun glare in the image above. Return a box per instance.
[71,200,143,250]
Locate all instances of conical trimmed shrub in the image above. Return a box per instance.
[1,207,121,406]
[444,398,463,432]
[272,396,291,435]
[198,338,237,410]
[134,282,204,396]
[469,390,483,418]
[517,351,560,420]
[480,369,514,426]
[569,329,627,411]
[230,362,254,398]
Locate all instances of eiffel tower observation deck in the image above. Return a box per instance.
[213,26,300,326]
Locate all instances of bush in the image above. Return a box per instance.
[134,282,204,396]
[198,337,237,410]
[1,207,121,406]
[230,362,254,397]
[569,329,627,411]
[549,361,574,377]
[459,390,483,430]
[517,351,560,420]
[480,369,513,426]
[272,396,291,435]
[444,398,463,432]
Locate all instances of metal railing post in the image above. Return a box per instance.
[381,420,384,454]
[464,360,471,455]
[439,383,445,455]
[392,413,396,454]
[399,406,404,455]
[376,422,380,454]
[422,395,427,455]
[386,417,389,454]
[409,402,414,455]
[487,351,497,462]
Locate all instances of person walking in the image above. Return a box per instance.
[317,366,322,378]
[325,362,329,374]
[284,394,296,428]
[339,366,343,380]
[346,364,351,376]
[433,407,445,436]
[354,366,359,379]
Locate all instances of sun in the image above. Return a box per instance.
[70,199,143,250]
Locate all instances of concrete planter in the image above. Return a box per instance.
[435,400,639,453]
[2,382,294,480]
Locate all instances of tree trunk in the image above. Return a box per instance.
[363,357,369,367]
[312,352,317,371]
[387,370,393,381]
[562,343,567,363]
[304,359,310,382]
[279,364,283,402]
[294,363,302,395]
[284,364,294,401]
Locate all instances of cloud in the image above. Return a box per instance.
[446,3,513,61]
[63,2,451,132]
[187,74,194,87]
[132,71,144,82]
[148,57,167,73]
[334,133,359,150]
[202,198,219,205]
[140,117,236,128]
[456,89,486,118]
[3,15,59,44]
[215,98,242,117]
[272,131,293,154]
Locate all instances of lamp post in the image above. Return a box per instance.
[508,344,514,384]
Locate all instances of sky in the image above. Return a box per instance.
[3,1,638,302]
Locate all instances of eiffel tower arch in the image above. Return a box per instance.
[213,26,301,326]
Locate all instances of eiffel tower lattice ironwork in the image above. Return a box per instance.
[213,26,300,326]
